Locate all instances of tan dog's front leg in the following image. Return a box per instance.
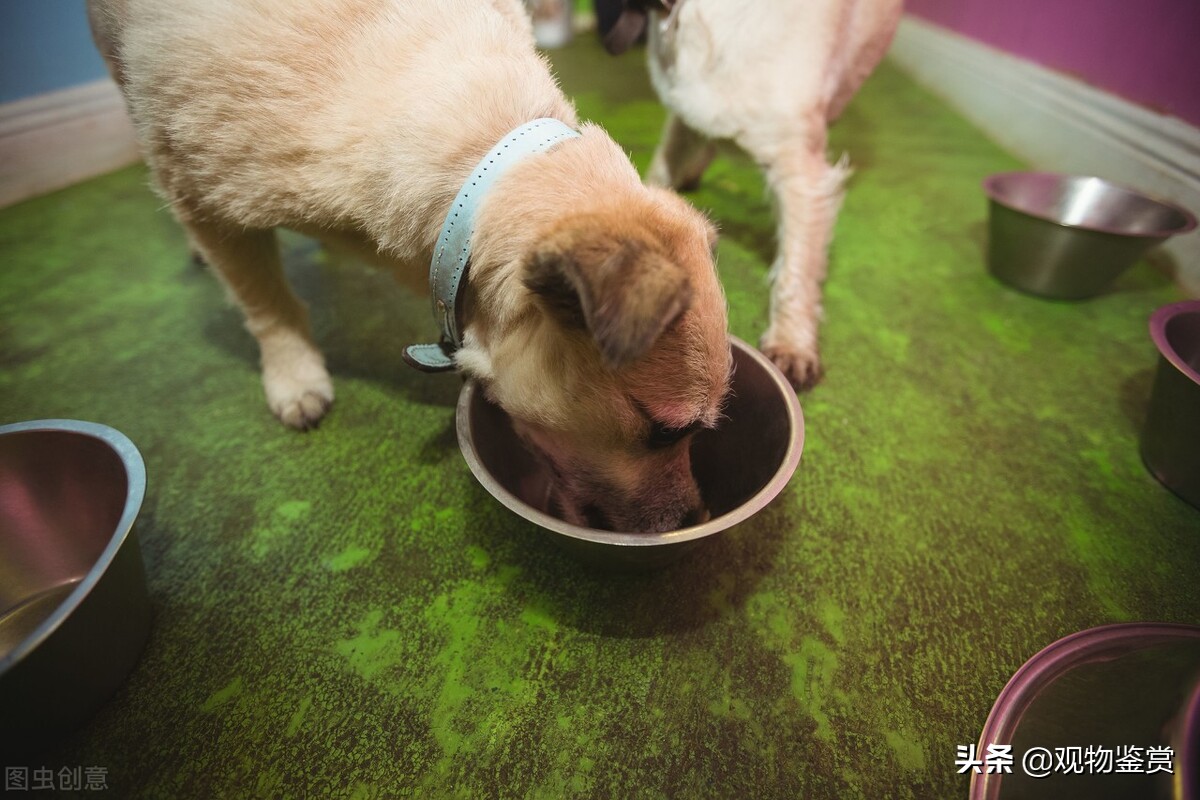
[756,139,850,391]
[646,113,717,191]
[184,218,334,429]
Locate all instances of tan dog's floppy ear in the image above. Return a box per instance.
[525,226,692,368]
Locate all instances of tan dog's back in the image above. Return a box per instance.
[96,0,574,263]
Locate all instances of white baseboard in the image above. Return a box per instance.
[0,79,141,209]
[888,16,1200,296]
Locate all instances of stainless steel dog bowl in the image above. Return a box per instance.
[0,419,151,755]
[970,623,1200,800]
[983,172,1196,299]
[1140,300,1200,510]
[456,336,804,569]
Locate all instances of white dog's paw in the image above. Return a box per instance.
[269,385,334,430]
[265,370,334,430]
[261,338,334,430]
[760,334,823,392]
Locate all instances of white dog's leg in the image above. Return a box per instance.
[185,217,334,429]
[754,136,850,390]
[646,113,717,191]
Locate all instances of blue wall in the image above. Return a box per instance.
[1,0,110,104]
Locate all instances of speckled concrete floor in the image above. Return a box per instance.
[1,30,1198,800]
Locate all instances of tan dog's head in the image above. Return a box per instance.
[461,133,731,532]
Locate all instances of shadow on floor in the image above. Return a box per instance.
[465,485,794,640]
[195,240,461,411]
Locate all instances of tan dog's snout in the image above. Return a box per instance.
[562,449,708,534]
[520,415,715,535]
[609,453,707,533]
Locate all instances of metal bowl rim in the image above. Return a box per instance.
[1182,674,1200,800]
[982,171,1198,238]
[455,335,804,547]
[969,621,1200,800]
[0,419,147,674]
[1149,299,1200,386]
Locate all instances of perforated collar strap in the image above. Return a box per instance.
[403,118,582,372]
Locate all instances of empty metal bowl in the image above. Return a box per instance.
[983,172,1196,299]
[0,419,151,755]
[970,623,1200,800]
[1140,300,1200,510]
[456,336,804,569]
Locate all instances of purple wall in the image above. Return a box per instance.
[905,0,1200,127]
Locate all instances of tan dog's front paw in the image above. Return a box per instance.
[262,341,335,430]
[268,384,334,430]
[760,338,823,392]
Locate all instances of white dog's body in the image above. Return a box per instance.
[644,0,903,387]
[89,0,733,532]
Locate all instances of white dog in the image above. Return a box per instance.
[88,0,733,533]
[608,0,903,388]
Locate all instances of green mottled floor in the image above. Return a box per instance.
[3,32,1199,800]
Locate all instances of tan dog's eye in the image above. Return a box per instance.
[647,419,700,449]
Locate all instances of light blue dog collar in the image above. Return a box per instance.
[403,118,582,372]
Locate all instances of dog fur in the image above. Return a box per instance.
[87,0,731,533]
[641,0,903,388]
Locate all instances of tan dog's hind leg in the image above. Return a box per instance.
[752,130,849,390]
[646,113,717,192]
[185,218,334,429]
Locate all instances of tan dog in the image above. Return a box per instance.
[613,0,902,388]
[87,0,731,533]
